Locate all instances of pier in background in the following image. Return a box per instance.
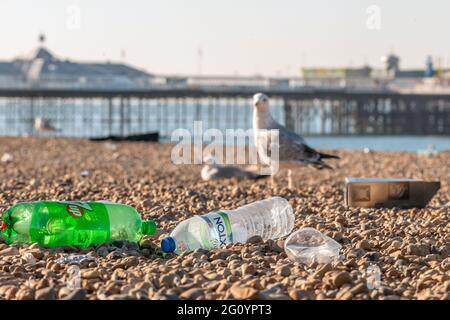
[0,88,450,138]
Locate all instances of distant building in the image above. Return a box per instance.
[0,44,154,89]
[185,75,290,89]
[300,66,375,89]
[381,54,400,77]
[1,38,449,93]
[425,56,434,78]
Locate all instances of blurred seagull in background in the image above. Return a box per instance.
[417,144,438,158]
[201,155,266,181]
[34,117,58,132]
[252,92,340,188]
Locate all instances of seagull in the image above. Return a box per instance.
[252,93,340,188]
[417,144,438,157]
[34,117,58,132]
[201,155,266,181]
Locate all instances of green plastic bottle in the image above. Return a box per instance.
[0,201,156,248]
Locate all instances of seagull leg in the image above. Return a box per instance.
[270,174,276,188]
[287,169,293,189]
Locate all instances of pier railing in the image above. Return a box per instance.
[0,88,450,138]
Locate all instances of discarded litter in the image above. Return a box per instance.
[284,227,342,264]
[0,201,156,248]
[55,254,95,265]
[161,196,295,254]
[345,177,440,208]
[79,170,91,177]
[365,264,381,290]
[1,153,13,163]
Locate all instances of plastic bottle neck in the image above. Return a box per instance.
[140,220,157,235]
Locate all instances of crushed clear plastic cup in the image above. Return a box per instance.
[284,227,342,264]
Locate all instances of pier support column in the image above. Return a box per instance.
[119,97,124,137]
[108,98,113,136]
[283,99,295,131]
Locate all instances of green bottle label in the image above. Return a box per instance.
[29,201,110,247]
[61,201,93,218]
[200,211,233,248]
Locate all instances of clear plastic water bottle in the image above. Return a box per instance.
[161,197,294,254]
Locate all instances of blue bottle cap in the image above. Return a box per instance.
[161,237,176,253]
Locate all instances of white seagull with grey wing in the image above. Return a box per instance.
[34,117,58,132]
[252,93,340,187]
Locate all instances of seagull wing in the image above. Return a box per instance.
[273,122,305,144]
[256,127,338,169]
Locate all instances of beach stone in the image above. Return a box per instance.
[62,288,87,300]
[152,293,180,300]
[336,289,353,300]
[81,269,101,279]
[121,256,139,268]
[288,289,314,300]
[260,283,285,297]
[350,283,368,295]
[139,239,155,249]
[363,251,380,261]
[124,242,140,251]
[0,247,19,257]
[439,245,450,257]
[159,274,175,288]
[204,272,221,281]
[229,286,260,300]
[35,288,56,300]
[247,236,263,244]
[381,295,401,300]
[142,199,153,208]
[181,258,194,267]
[331,271,352,288]
[3,287,18,299]
[97,247,109,257]
[58,287,72,299]
[407,244,430,257]
[211,259,226,267]
[276,265,291,277]
[129,288,148,300]
[267,240,284,253]
[313,263,332,279]
[29,178,39,187]
[260,293,291,300]
[390,240,402,249]
[356,240,372,250]
[26,249,44,260]
[15,288,34,300]
[179,288,205,300]
[241,263,257,276]
[108,294,135,300]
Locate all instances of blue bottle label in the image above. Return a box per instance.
[200,211,233,248]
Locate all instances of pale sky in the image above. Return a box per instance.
[0,0,449,76]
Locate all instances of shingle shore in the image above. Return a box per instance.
[0,137,448,300]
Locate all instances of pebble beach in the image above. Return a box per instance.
[0,137,449,300]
